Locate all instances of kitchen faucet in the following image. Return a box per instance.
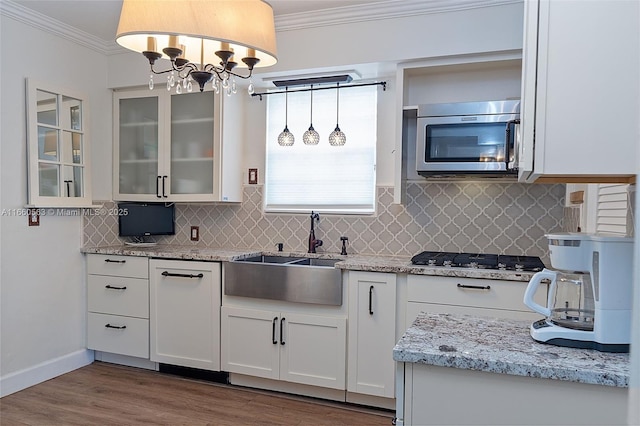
[308,211,323,253]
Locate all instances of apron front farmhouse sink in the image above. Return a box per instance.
[224,256,342,305]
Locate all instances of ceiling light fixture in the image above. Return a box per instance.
[277,88,295,146]
[329,84,346,146]
[115,0,278,96]
[303,85,320,145]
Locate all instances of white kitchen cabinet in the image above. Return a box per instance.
[113,88,242,202]
[405,275,546,328]
[398,362,627,426]
[86,254,149,359]
[149,259,221,371]
[518,0,638,183]
[26,80,95,207]
[221,306,346,390]
[347,271,396,399]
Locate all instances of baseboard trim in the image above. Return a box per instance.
[0,349,94,397]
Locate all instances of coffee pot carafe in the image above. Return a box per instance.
[523,233,633,353]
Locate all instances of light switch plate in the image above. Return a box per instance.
[248,168,258,185]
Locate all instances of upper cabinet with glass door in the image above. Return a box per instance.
[113,88,242,202]
[26,80,93,207]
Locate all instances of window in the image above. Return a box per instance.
[264,85,377,214]
[26,79,93,207]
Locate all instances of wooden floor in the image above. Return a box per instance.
[0,362,393,425]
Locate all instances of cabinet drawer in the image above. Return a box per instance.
[407,275,545,312]
[87,254,148,278]
[88,313,149,358]
[88,275,149,318]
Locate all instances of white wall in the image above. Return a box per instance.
[0,15,111,395]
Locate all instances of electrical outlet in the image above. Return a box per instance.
[190,226,199,241]
[28,209,40,226]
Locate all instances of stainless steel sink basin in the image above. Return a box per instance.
[225,255,342,305]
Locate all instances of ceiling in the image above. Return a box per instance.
[13,0,384,43]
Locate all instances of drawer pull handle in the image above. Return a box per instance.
[161,271,204,279]
[457,283,491,290]
[105,285,127,290]
[280,317,286,345]
[369,285,374,315]
[105,324,127,330]
[104,259,126,264]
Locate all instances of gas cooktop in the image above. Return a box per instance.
[410,251,545,272]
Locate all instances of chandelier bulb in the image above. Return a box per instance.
[149,74,154,90]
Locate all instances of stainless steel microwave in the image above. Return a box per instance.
[416,100,520,177]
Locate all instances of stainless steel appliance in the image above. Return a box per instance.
[416,100,520,177]
[523,233,634,352]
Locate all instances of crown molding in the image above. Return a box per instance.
[1,0,522,55]
[0,0,120,55]
[274,0,522,31]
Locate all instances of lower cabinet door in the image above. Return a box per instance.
[279,312,346,390]
[221,306,280,380]
[347,271,396,398]
[88,312,149,358]
[149,260,221,371]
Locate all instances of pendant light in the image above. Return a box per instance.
[277,87,294,146]
[303,85,320,145]
[329,83,346,146]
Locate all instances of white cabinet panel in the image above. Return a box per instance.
[88,275,149,318]
[347,271,396,398]
[519,0,638,182]
[88,313,149,358]
[150,260,221,371]
[221,305,346,390]
[280,313,346,390]
[221,306,280,380]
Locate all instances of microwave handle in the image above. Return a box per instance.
[506,119,520,170]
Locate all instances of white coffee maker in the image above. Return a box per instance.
[523,233,634,352]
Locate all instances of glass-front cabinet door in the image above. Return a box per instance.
[26,80,93,207]
[115,91,162,200]
[168,91,218,200]
[113,89,223,202]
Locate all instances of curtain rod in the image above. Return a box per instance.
[251,81,386,101]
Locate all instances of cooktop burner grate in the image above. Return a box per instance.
[411,251,545,272]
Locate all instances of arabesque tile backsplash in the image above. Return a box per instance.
[84,182,566,263]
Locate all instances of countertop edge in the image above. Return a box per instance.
[81,246,533,281]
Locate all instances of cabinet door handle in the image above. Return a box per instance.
[105,323,126,330]
[104,259,126,264]
[280,317,286,345]
[162,175,168,198]
[156,176,162,198]
[506,118,521,170]
[161,271,204,279]
[105,285,127,290]
[457,283,491,290]
[272,317,278,344]
[369,285,374,315]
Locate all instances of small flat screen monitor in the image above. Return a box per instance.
[118,202,175,239]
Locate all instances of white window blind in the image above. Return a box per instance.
[596,184,634,236]
[264,85,377,213]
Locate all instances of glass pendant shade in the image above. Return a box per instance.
[328,84,346,146]
[303,86,320,145]
[278,88,294,146]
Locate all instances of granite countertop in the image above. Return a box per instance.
[393,312,630,387]
[81,245,535,282]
